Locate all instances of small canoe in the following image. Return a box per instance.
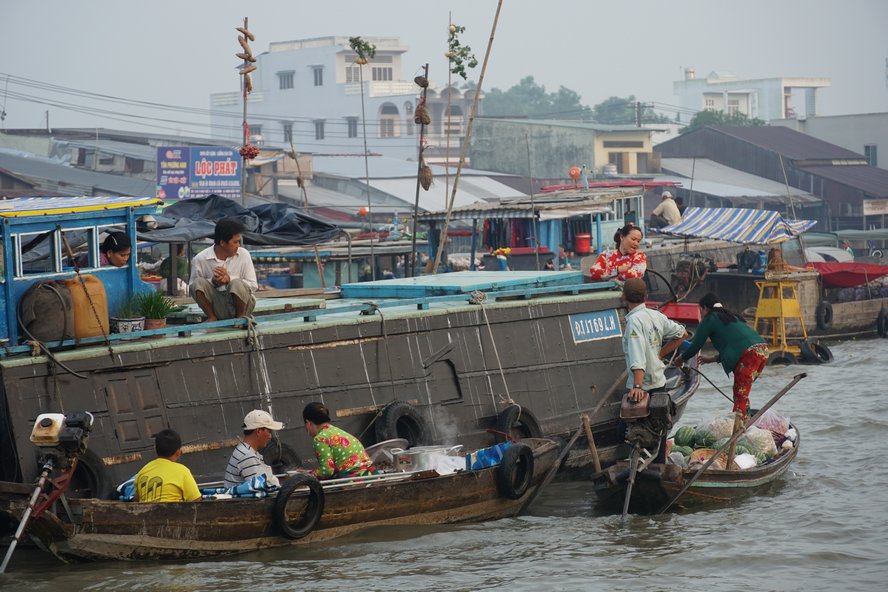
[592,423,800,514]
[0,438,558,563]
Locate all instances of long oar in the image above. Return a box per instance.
[657,372,806,514]
[620,444,641,521]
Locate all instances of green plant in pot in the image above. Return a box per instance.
[136,291,183,333]
[111,295,145,336]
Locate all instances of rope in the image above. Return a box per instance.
[468,290,512,404]
[685,365,734,403]
[59,228,114,359]
[244,316,274,413]
[359,302,399,398]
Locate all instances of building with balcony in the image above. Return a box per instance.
[674,68,831,121]
[209,36,476,162]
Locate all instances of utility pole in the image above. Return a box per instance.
[635,101,642,127]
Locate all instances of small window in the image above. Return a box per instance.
[864,144,878,167]
[97,225,127,269]
[313,66,324,87]
[379,119,395,138]
[283,123,293,144]
[372,67,393,82]
[346,65,361,83]
[278,71,294,90]
[60,227,96,269]
[314,120,325,140]
[346,117,359,138]
[16,231,57,276]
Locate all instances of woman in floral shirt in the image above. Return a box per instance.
[303,402,375,479]
[587,223,647,283]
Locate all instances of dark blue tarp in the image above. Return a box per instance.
[139,195,341,246]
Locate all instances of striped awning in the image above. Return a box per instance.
[660,207,817,245]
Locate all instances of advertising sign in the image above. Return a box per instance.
[156,146,241,200]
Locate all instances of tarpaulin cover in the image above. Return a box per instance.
[659,207,817,245]
[138,195,341,246]
[810,262,888,289]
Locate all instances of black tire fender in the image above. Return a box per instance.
[273,473,325,539]
[800,340,833,364]
[494,404,543,443]
[767,351,798,366]
[877,308,888,338]
[495,443,534,499]
[815,301,833,331]
[70,450,113,499]
[374,400,433,446]
[262,439,303,474]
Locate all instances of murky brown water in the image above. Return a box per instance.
[3,339,887,591]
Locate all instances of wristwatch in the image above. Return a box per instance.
[633,384,643,389]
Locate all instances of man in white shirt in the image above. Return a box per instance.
[189,218,258,321]
[650,190,682,229]
[223,409,284,489]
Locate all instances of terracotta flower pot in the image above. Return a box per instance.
[143,318,167,338]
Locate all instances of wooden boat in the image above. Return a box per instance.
[0,438,559,562]
[592,422,800,514]
[0,196,703,497]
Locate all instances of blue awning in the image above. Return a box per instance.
[659,207,817,245]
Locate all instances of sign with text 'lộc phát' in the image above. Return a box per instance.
[156,146,241,200]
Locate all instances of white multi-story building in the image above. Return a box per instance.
[673,68,831,121]
[210,36,476,161]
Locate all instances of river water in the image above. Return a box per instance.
[3,339,887,591]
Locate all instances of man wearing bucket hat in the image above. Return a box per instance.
[650,190,682,229]
[223,409,284,489]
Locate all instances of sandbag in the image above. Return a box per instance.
[18,281,75,343]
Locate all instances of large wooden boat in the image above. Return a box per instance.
[0,438,559,562]
[0,197,699,498]
[592,421,800,514]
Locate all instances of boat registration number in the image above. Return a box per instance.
[569,309,622,343]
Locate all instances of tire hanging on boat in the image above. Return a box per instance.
[767,351,797,366]
[70,450,113,500]
[799,340,833,364]
[494,404,542,443]
[273,473,325,539]
[374,400,433,446]
[495,442,534,499]
[877,308,888,338]
[815,301,833,331]
[262,439,303,474]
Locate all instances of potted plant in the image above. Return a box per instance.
[136,291,182,334]
[110,295,145,337]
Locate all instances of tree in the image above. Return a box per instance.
[482,76,590,118]
[591,95,671,125]
[682,109,765,133]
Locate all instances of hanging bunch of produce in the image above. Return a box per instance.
[446,24,478,80]
[237,18,260,161]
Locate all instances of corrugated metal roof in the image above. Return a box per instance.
[312,154,513,179]
[710,126,864,161]
[475,118,659,133]
[797,164,888,198]
[661,157,820,205]
[368,178,488,211]
[277,181,403,215]
[416,188,638,222]
[55,138,158,161]
[0,150,155,196]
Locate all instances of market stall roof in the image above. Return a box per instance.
[659,206,817,245]
[415,188,639,222]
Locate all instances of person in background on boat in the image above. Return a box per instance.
[302,402,375,480]
[587,223,647,283]
[674,292,768,417]
[649,190,682,229]
[621,278,688,404]
[674,196,687,217]
[223,409,284,489]
[134,428,201,502]
[75,231,132,268]
[843,240,855,258]
[189,218,257,322]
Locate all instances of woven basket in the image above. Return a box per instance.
[419,164,433,190]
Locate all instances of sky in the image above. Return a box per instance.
[1,0,886,136]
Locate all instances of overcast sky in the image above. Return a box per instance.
[2,0,886,135]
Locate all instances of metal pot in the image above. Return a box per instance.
[391,445,463,472]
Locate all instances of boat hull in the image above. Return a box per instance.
[2,439,558,561]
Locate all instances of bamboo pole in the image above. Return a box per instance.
[431,0,504,274]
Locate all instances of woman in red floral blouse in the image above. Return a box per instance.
[587,223,647,283]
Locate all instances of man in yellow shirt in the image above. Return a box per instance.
[135,429,202,502]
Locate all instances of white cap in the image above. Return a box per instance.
[662,191,673,199]
[243,409,283,431]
